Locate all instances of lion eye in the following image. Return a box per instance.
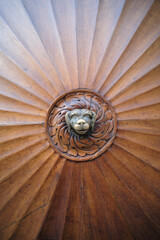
[71,114,79,119]
[83,114,91,119]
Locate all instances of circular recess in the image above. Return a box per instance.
[46,89,117,161]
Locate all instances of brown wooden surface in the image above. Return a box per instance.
[0,0,160,239]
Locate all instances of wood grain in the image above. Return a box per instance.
[0,0,160,239]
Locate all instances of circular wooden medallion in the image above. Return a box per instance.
[46,89,117,161]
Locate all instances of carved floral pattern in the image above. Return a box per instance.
[46,90,117,161]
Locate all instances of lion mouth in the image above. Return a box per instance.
[75,129,88,134]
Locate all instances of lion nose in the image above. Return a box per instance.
[77,119,86,125]
[74,119,89,132]
[76,119,89,131]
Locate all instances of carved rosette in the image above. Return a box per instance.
[46,89,117,161]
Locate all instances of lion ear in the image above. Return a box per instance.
[65,111,71,133]
[91,111,97,131]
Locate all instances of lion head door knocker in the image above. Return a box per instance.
[65,109,97,135]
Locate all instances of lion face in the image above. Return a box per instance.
[65,109,97,135]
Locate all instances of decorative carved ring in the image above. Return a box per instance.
[46,89,117,161]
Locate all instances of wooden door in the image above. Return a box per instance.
[0,0,160,239]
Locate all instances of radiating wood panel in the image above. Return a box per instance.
[22,0,71,91]
[0,0,159,239]
[92,0,155,90]
[0,0,65,95]
[12,157,66,240]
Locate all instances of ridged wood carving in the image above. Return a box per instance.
[0,0,160,239]
[46,90,117,161]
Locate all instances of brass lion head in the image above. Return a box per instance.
[65,109,97,135]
